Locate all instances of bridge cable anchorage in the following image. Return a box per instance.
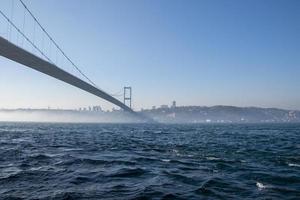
[18,0,99,89]
[0,9,53,63]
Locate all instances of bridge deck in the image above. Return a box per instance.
[0,36,135,113]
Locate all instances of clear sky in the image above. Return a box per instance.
[0,0,299,110]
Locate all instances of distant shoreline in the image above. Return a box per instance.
[0,105,299,123]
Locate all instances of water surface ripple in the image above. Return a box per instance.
[0,123,299,199]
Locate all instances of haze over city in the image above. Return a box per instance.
[0,0,299,111]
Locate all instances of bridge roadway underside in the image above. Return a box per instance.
[0,36,148,120]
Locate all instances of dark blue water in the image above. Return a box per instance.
[0,123,299,200]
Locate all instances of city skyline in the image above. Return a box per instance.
[0,0,299,110]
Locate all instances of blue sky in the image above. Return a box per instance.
[0,0,299,110]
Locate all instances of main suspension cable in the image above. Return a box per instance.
[18,0,99,88]
[0,9,53,63]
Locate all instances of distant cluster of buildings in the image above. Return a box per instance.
[79,101,178,113]
[151,101,176,110]
[78,106,103,112]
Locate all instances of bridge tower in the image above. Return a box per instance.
[123,86,132,109]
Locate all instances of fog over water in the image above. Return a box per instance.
[1,105,300,123]
[0,110,138,123]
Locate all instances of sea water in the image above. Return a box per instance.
[0,122,299,199]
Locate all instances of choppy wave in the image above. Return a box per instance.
[288,163,300,167]
[0,123,300,199]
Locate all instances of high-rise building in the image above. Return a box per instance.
[92,106,102,112]
[171,101,176,108]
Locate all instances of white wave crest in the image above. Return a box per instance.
[288,163,300,167]
[256,182,267,190]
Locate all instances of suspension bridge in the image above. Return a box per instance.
[0,0,151,121]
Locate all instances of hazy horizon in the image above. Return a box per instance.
[1,104,300,124]
[1,103,300,112]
